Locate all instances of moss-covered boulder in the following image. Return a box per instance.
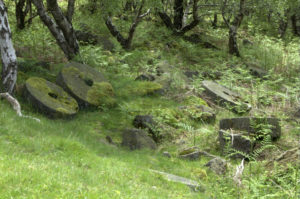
[57,62,115,108]
[24,77,79,118]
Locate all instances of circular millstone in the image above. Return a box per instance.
[25,77,79,118]
[202,80,251,112]
[57,62,115,108]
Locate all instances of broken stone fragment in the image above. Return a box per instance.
[179,146,200,161]
[220,117,281,140]
[135,74,155,81]
[121,129,157,150]
[24,77,78,118]
[150,169,205,192]
[219,129,252,158]
[205,157,227,175]
[201,80,251,113]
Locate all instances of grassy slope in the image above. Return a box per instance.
[1,2,299,198]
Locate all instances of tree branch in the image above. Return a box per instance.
[0,92,40,122]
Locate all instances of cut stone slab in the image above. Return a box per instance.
[184,71,199,79]
[24,77,79,118]
[205,157,227,175]
[135,74,155,81]
[150,169,205,192]
[121,129,157,150]
[201,71,222,80]
[201,80,251,112]
[220,117,281,140]
[248,65,268,79]
[295,108,300,118]
[179,147,201,161]
[133,115,160,142]
[163,151,171,158]
[219,130,252,158]
[57,62,115,108]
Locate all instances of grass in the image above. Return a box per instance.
[1,1,299,198]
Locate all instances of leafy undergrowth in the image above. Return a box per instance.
[0,4,299,199]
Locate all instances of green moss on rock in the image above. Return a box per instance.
[87,82,116,107]
[183,96,208,106]
[129,81,163,96]
[25,77,79,117]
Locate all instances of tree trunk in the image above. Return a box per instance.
[0,1,18,94]
[228,26,239,57]
[212,13,218,29]
[32,0,79,60]
[15,0,28,29]
[173,0,184,30]
[66,0,75,23]
[291,14,300,36]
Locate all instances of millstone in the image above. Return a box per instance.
[57,62,113,107]
[201,80,251,112]
[24,77,78,118]
[220,117,281,140]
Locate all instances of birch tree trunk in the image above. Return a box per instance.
[0,1,18,94]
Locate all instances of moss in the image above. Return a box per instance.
[129,81,163,96]
[26,77,78,114]
[150,107,186,128]
[183,96,208,106]
[179,147,198,155]
[62,66,85,79]
[86,82,116,107]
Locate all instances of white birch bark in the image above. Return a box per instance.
[0,1,18,94]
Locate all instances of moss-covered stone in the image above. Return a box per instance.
[129,81,163,96]
[87,82,116,107]
[56,62,116,108]
[183,96,208,106]
[180,105,216,123]
[25,77,79,118]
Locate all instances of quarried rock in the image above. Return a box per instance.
[247,64,268,79]
[24,77,78,118]
[184,71,199,79]
[219,129,252,158]
[179,147,200,161]
[295,108,300,118]
[201,80,251,113]
[121,129,157,150]
[133,115,161,142]
[57,62,115,108]
[205,157,227,175]
[220,117,281,140]
[150,169,205,192]
[135,74,155,81]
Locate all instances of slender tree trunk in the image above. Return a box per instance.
[0,1,18,94]
[32,0,79,60]
[228,26,239,56]
[173,0,184,30]
[212,13,218,29]
[15,0,31,30]
[291,14,300,36]
[66,0,75,23]
[222,0,245,57]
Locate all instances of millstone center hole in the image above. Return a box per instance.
[223,91,230,96]
[48,92,58,99]
[84,78,94,87]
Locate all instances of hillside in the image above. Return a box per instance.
[0,1,299,198]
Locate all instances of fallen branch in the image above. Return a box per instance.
[233,158,245,187]
[0,92,40,122]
